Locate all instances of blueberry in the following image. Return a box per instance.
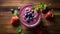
[11,8,14,14]
[30,17,33,21]
[27,12,30,16]
[26,17,30,22]
[17,7,20,11]
[32,14,34,17]
[31,10,34,13]
[30,14,32,17]
[25,13,28,18]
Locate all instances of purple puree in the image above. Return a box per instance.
[19,5,41,28]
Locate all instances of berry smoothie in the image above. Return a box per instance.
[19,5,41,28]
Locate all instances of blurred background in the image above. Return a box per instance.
[0,0,60,34]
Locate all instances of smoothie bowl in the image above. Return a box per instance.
[19,5,41,28]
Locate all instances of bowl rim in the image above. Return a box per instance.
[19,4,41,28]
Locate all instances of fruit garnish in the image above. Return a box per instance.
[39,3,47,9]
[33,6,38,11]
[16,26,22,33]
[45,11,52,19]
[13,10,18,18]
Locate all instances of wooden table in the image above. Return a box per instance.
[0,0,60,34]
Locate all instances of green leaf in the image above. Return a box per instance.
[33,6,38,11]
[40,3,47,9]
[16,26,22,33]
[40,3,44,8]
[44,4,47,9]
[13,10,18,18]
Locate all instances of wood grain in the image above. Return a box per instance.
[0,0,60,34]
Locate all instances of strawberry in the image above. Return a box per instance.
[11,16,20,27]
[45,11,52,19]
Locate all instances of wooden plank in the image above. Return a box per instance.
[0,11,60,31]
[0,6,60,12]
[0,0,60,8]
[0,0,60,34]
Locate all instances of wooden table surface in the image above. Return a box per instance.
[0,0,60,34]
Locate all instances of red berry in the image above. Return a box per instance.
[11,16,20,27]
[45,11,52,19]
[11,16,18,24]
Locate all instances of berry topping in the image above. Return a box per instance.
[26,17,30,22]
[31,10,34,13]
[24,9,34,22]
[30,17,33,21]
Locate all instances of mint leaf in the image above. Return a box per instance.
[33,6,38,11]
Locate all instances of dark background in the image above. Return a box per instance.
[0,0,60,34]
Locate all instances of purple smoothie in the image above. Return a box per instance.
[19,5,41,28]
